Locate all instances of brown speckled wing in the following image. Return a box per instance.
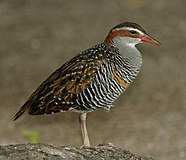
[13,49,104,120]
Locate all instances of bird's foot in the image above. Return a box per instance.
[80,144,90,149]
[98,142,114,147]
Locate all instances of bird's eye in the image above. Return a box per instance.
[129,30,137,34]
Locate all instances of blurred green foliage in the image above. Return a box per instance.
[22,130,40,143]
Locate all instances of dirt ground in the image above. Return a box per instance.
[0,0,186,159]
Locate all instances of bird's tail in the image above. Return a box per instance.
[13,101,30,121]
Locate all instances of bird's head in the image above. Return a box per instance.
[104,22,161,47]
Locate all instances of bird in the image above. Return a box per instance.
[13,22,160,147]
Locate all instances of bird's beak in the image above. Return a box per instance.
[140,34,161,46]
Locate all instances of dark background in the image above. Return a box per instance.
[0,0,186,159]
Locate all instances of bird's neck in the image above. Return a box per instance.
[113,37,142,70]
[105,37,143,83]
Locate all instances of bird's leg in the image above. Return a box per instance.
[79,113,90,148]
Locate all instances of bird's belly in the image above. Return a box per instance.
[75,75,125,112]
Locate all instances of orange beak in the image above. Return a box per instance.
[140,34,161,46]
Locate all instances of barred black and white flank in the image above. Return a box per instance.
[13,22,160,147]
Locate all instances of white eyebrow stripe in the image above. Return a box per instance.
[113,27,144,35]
